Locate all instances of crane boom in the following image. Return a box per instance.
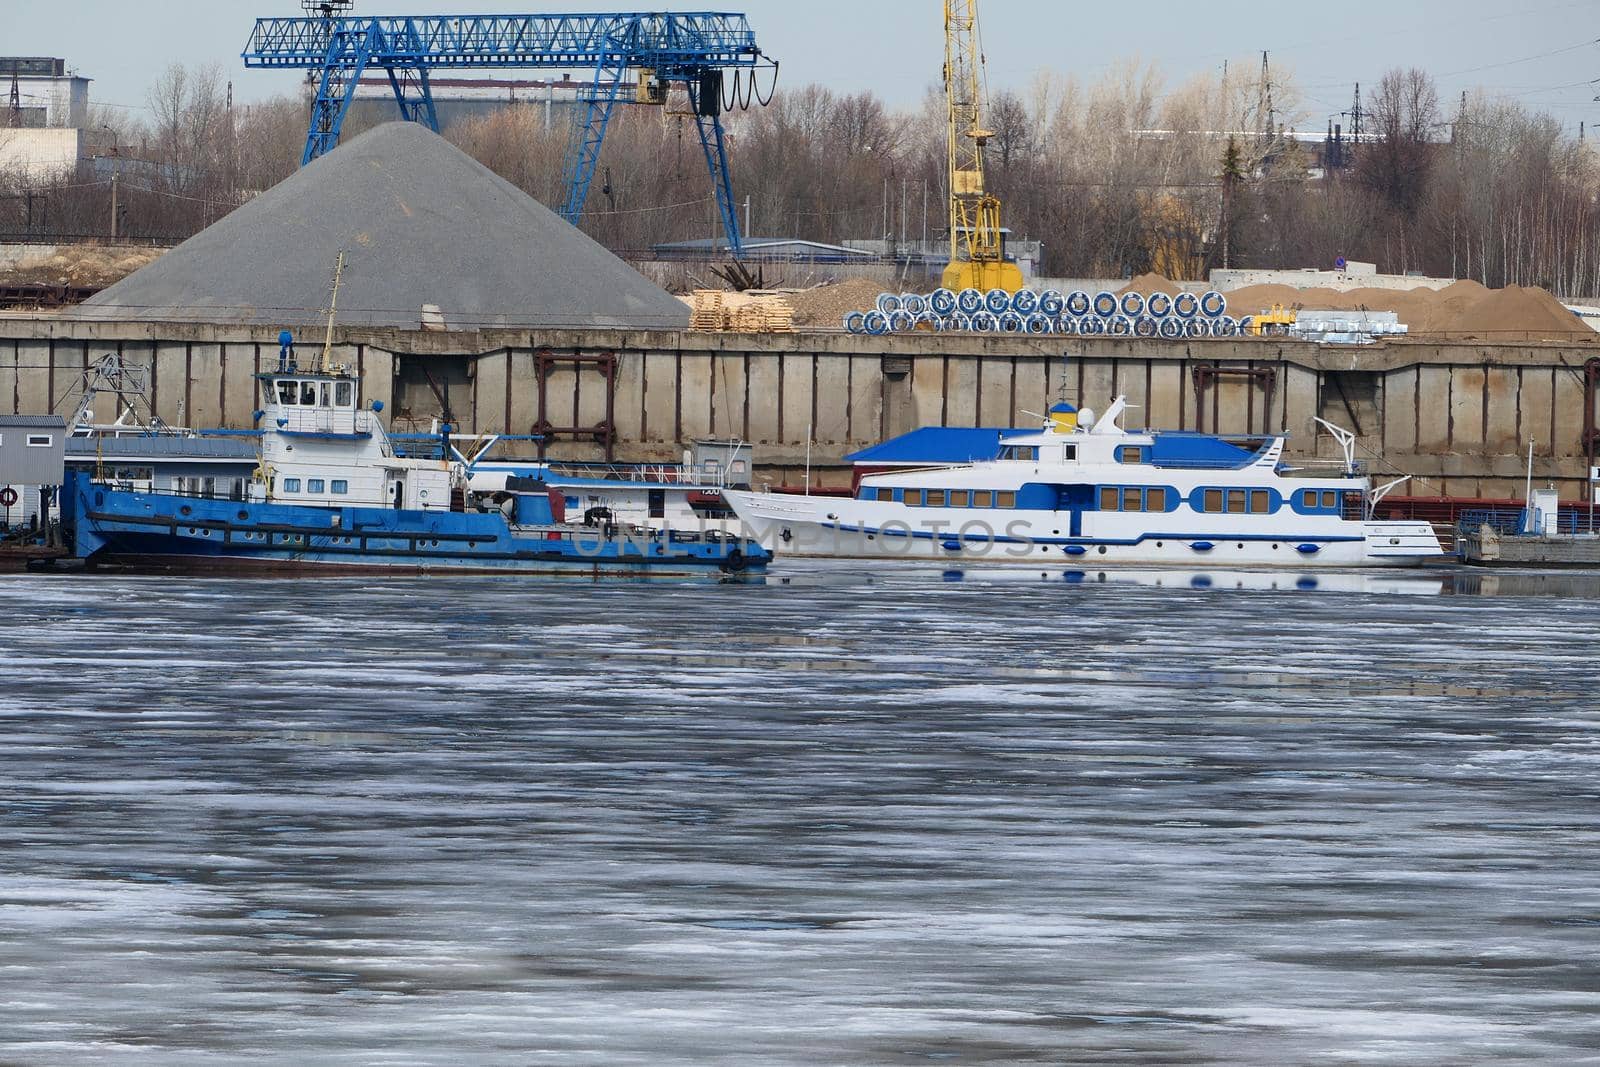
[942,0,1022,293]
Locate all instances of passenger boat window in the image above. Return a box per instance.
[926,490,947,507]
[996,491,1017,508]
[278,381,297,405]
[906,490,924,506]
[1250,490,1271,514]
[299,382,318,406]
[1321,491,1339,509]
[283,478,301,492]
[1147,487,1167,512]
[335,381,354,407]
[1100,487,1119,511]
[973,490,994,508]
[1301,489,1318,509]
[319,383,333,407]
[308,479,325,493]
[1004,446,1039,461]
[1122,488,1141,512]
[1204,489,1223,513]
[1227,489,1247,514]
[331,480,348,494]
[949,490,970,507]
[1118,446,1142,464]
[1062,445,1078,461]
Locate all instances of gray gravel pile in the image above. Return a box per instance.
[73,122,690,331]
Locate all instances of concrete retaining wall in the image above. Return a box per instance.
[3,316,1595,498]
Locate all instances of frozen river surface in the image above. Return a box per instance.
[0,564,1597,1064]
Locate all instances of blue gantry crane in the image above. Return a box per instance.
[242,7,776,254]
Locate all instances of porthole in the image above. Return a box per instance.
[1097,546,1107,555]
[237,510,249,521]
[1272,543,1280,551]
[1237,543,1245,550]
[180,505,192,516]
[1156,541,1164,548]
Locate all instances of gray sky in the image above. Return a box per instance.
[9,0,1599,132]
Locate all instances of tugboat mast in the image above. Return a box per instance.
[320,251,346,375]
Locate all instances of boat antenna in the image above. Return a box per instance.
[320,250,346,374]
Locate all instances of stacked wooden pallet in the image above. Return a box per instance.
[687,290,797,333]
[689,289,726,331]
[730,299,795,333]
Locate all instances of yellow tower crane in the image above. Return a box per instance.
[942,0,1024,294]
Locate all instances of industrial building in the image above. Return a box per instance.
[1,56,93,182]
[337,75,588,132]
[0,414,65,531]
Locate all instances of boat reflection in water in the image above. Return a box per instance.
[924,566,1447,596]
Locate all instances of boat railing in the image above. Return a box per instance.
[275,408,363,436]
[1459,507,1600,537]
[546,461,727,487]
[86,480,248,502]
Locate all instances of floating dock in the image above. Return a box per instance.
[1460,526,1600,566]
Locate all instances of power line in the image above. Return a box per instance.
[1436,38,1600,79]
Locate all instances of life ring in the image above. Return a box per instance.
[0,487,16,507]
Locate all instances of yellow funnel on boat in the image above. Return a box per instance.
[1048,402,1078,434]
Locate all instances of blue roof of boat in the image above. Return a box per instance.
[847,427,1024,465]
[65,436,259,460]
[1149,432,1259,469]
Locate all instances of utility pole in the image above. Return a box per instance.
[921,180,928,249]
[901,178,909,256]
[109,173,118,239]
[1260,52,1275,140]
[226,79,237,200]
[7,71,20,127]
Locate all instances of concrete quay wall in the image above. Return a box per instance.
[3,317,1596,500]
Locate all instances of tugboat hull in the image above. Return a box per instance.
[66,475,764,579]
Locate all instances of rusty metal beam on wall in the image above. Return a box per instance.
[1191,363,1277,435]
[1584,357,1600,475]
[532,349,617,461]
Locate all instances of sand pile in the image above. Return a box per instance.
[1451,286,1587,340]
[5,245,165,288]
[788,277,887,327]
[1222,278,1592,341]
[1118,273,1184,296]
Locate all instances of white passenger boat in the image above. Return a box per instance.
[723,399,1446,568]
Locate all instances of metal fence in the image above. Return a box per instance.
[1458,508,1600,536]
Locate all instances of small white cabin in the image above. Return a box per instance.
[257,366,452,510]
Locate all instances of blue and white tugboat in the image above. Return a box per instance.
[724,399,1445,568]
[63,332,767,579]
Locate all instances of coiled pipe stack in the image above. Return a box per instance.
[846,288,1240,337]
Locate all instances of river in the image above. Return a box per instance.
[0,564,1596,1064]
